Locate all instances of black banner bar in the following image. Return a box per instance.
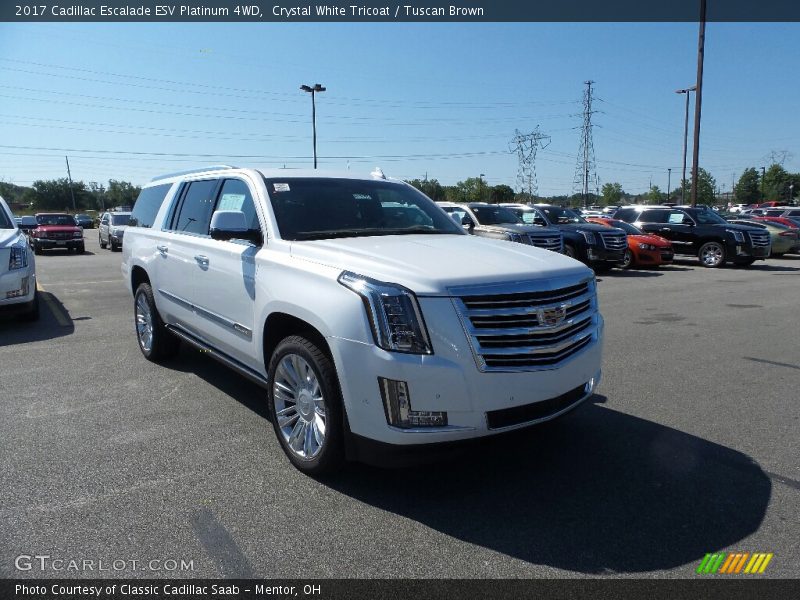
[3,0,800,22]
[2,579,799,600]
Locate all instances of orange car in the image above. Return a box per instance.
[587,217,674,268]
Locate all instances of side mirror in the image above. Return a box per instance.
[210,210,262,245]
[461,215,475,230]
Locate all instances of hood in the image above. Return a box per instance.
[629,234,671,247]
[477,223,562,235]
[0,228,24,248]
[290,234,591,296]
[553,222,623,233]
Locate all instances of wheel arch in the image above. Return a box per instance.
[130,265,150,296]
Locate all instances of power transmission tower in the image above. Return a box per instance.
[573,80,599,208]
[509,127,550,199]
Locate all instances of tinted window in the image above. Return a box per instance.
[36,214,76,226]
[510,208,547,226]
[130,183,172,228]
[639,210,671,224]
[215,179,260,231]
[173,180,219,235]
[470,206,522,225]
[110,214,131,226]
[539,206,585,224]
[0,206,12,229]
[613,209,635,222]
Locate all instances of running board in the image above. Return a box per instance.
[167,325,269,389]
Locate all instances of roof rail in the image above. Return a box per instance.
[150,165,238,182]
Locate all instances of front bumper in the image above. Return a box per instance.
[33,238,83,250]
[328,296,604,447]
[636,248,673,265]
[586,246,625,264]
[0,268,36,309]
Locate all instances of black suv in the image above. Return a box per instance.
[503,204,627,271]
[613,206,770,268]
[437,202,563,253]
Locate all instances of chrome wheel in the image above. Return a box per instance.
[699,242,724,267]
[135,293,154,352]
[273,353,327,460]
[622,249,633,269]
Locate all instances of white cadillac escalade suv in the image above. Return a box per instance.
[122,167,603,474]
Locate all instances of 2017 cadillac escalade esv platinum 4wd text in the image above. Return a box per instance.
[122,167,604,474]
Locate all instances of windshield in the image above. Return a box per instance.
[36,214,76,226]
[539,206,586,224]
[606,220,642,235]
[469,205,523,226]
[111,214,131,226]
[265,178,464,241]
[0,207,12,229]
[692,209,728,225]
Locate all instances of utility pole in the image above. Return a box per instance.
[689,0,707,207]
[65,156,76,212]
[760,166,766,202]
[573,80,598,209]
[676,86,696,204]
[510,126,551,200]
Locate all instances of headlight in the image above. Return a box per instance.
[726,229,745,243]
[338,271,433,355]
[72,231,83,239]
[579,230,597,245]
[638,243,656,250]
[9,244,28,270]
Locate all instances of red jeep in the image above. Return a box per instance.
[31,213,85,255]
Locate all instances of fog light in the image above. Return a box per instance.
[379,377,447,428]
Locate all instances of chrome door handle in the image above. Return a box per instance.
[157,245,168,255]
[194,255,209,266]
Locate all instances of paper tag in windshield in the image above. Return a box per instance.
[273,183,290,193]
[217,193,245,211]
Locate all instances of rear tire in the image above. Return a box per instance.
[267,335,345,476]
[133,282,180,361]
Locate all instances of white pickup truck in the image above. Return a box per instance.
[122,167,603,474]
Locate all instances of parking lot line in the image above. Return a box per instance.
[36,281,72,327]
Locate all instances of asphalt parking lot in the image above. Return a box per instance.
[1,235,798,579]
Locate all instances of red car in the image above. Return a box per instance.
[750,216,800,229]
[588,217,674,268]
[31,213,85,255]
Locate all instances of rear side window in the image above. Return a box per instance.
[173,180,219,235]
[639,210,670,224]
[130,183,172,228]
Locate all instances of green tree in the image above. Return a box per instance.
[646,185,664,205]
[679,168,716,205]
[734,168,761,205]
[405,178,445,202]
[106,179,140,208]
[761,164,790,203]
[601,182,623,206]
[489,184,515,204]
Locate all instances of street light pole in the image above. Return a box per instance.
[300,83,326,169]
[479,173,485,202]
[761,166,766,202]
[667,168,672,203]
[675,86,696,204]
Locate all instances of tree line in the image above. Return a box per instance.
[0,179,141,213]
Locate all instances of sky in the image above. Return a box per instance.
[0,21,799,196]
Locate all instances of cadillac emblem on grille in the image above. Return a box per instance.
[539,305,567,327]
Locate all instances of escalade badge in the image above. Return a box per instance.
[539,306,567,327]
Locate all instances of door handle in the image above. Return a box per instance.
[660,227,671,232]
[194,255,209,266]
[157,245,168,255]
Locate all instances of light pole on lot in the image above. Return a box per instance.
[667,168,672,203]
[479,173,486,202]
[300,83,326,169]
[675,86,696,205]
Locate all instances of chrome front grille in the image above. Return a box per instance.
[748,231,770,247]
[528,232,564,253]
[453,278,598,372]
[599,231,627,251]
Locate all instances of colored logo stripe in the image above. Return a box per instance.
[697,552,773,574]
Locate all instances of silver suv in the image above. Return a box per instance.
[99,211,131,251]
[122,167,603,475]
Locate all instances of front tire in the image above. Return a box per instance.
[621,249,634,269]
[267,335,344,475]
[133,282,180,361]
[563,244,577,259]
[99,234,107,249]
[698,241,726,268]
